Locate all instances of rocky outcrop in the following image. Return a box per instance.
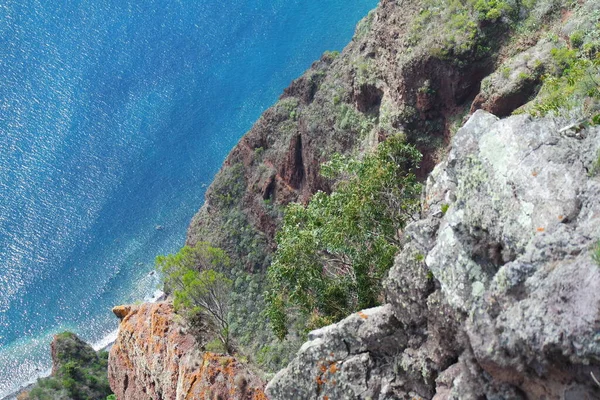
[108,302,266,400]
[267,111,600,399]
[110,0,600,394]
[49,332,99,375]
[470,40,555,117]
[19,332,112,400]
[184,0,513,371]
[266,305,418,399]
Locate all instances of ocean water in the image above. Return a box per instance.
[0,0,377,395]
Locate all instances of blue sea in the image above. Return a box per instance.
[0,0,376,395]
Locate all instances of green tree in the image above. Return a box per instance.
[266,136,422,339]
[156,242,233,352]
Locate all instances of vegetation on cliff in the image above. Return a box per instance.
[526,40,600,117]
[22,332,112,400]
[156,242,233,352]
[164,0,600,382]
[266,136,422,339]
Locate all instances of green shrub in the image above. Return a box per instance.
[27,332,112,400]
[474,0,513,21]
[570,30,585,48]
[337,104,374,137]
[527,45,600,116]
[441,203,450,215]
[266,136,422,339]
[205,338,227,353]
[593,241,600,266]
[156,243,233,352]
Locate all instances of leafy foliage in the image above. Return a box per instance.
[156,242,233,352]
[528,47,600,117]
[266,136,422,339]
[25,333,112,400]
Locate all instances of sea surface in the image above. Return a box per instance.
[0,0,377,395]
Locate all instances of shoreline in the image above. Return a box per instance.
[1,289,165,400]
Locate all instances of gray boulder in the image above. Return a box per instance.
[267,111,600,399]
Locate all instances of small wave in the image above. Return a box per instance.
[92,329,119,352]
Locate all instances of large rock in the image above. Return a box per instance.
[267,111,600,399]
[108,302,266,400]
[266,305,412,399]
[432,112,600,399]
[19,332,111,400]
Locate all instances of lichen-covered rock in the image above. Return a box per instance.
[268,110,600,399]
[424,110,600,398]
[266,305,414,399]
[108,302,265,400]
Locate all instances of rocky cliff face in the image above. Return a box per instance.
[19,332,111,400]
[185,0,533,265]
[266,111,600,399]
[107,0,600,396]
[184,0,527,370]
[108,303,266,400]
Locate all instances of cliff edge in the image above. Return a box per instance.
[107,0,600,397]
[266,110,600,399]
[108,302,266,400]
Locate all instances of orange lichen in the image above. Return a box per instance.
[532,170,538,177]
[357,311,368,319]
[536,227,545,232]
[329,363,338,374]
[316,374,326,386]
[111,302,266,400]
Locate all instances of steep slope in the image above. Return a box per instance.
[108,303,266,400]
[266,110,600,399]
[108,0,600,397]
[19,332,112,400]
[184,0,526,367]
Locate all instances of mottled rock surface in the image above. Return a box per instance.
[267,111,600,399]
[108,302,266,400]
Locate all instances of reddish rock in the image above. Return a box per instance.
[112,305,131,320]
[108,302,265,400]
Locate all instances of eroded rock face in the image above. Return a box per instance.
[185,0,499,268]
[470,40,555,117]
[267,111,600,399]
[108,302,266,400]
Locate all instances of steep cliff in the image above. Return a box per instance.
[19,332,112,400]
[266,110,600,399]
[107,0,600,397]
[108,303,266,400]
[184,0,523,368]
